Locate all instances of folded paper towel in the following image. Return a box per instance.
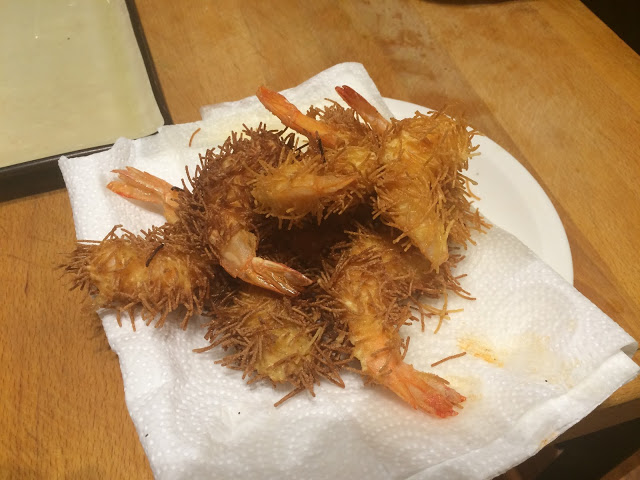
[59,63,639,480]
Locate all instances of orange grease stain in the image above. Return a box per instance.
[457,337,504,367]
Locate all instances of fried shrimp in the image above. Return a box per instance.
[107,126,313,296]
[320,227,466,417]
[257,85,486,270]
[198,285,345,406]
[337,85,486,269]
[250,148,359,224]
[179,126,313,295]
[254,86,381,221]
[62,83,488,416]
[62,225,220,329]
[376,111,483,269]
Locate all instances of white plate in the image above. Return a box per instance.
[385,98,574,284]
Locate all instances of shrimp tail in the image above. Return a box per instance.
[107,167,180,223]
[256,86,344,148]
[218,230,312,296]
[335,85,390,136]
[240,257,314,296]
[383,362,465,418]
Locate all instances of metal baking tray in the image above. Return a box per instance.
[0,0,171,202]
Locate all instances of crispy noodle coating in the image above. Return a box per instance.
[251,98,383,225]
[319,226,467,417]
[175,124,290,262]
[170,124,312,295]
[250,147,359,225]
[63,85,490,416]
[375,110,489,269]
[198,285,346,406]
[62,225,222,329]
[255,86,488,273]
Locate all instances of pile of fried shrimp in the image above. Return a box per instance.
[62,85,489,418]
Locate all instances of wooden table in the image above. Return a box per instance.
[2,0,639,477]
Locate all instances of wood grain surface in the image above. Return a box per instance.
[1,0,638,478]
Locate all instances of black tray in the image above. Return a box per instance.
[0,0,172,203]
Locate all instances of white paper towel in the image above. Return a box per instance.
[59,63,639,480]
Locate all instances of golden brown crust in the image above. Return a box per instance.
[318,226,468,416]
[200,285,347,406]
[375,111,488,269]
[62,87,488,413]
[63,225,223,329]
[175,125,290,263]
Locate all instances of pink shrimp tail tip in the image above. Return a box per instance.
[256,85,343,148]
[385,362,465,418]
[256,86,293,123]
[242,257,313,297]
[335,85,364,105]
[335,85,390,135]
